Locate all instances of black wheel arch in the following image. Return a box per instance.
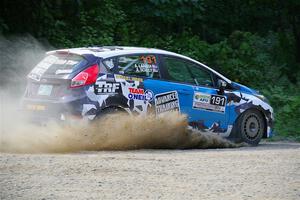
[97,105,128,116]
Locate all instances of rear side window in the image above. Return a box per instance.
[29,53,86,80]
[104,54,160,78]
[163,56,213,87]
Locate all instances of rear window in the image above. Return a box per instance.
[29,53,86,80]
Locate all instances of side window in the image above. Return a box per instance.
[103,58,115,70]
[163,57,194,84]
[116,54,160,78]
[163,56,213,87]
[188,64,213,87]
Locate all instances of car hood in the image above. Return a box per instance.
[231,82,260,95]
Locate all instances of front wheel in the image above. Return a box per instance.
[234,109,265,146]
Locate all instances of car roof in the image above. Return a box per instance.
[47,46,231,83]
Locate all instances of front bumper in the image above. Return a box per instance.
[266,116,274,138]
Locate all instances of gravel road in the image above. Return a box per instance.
[0,141,299,200]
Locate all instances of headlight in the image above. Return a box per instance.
[254,94,268,103]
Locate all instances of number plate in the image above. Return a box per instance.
[210,95,226,106]
[38,84,53,96]
[26,104,46,111]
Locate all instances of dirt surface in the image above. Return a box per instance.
[0,142,299,200]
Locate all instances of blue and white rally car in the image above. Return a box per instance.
[23,46,274,145]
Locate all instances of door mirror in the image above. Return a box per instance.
[218,79,227,88]
[217,79,227,94]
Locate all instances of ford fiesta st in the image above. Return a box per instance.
[23,46,274,145]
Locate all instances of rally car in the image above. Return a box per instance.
[23,46,274,145]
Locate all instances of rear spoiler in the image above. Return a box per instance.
[47,49,73,55]
[46,49,95,61]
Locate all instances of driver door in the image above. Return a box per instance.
[158,56,230,133]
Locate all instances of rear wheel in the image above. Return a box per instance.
[233,109,265,146]
[96,107,127,120]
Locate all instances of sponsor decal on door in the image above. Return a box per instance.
[155,91,180,114]
[193,92,226,113]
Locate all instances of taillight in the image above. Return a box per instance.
[70,64,99,88]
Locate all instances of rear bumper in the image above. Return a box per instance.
[21,98,84,123]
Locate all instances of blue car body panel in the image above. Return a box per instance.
[143,79,230,135]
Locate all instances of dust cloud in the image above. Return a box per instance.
[0,34,50,93]
[0,108,238,153]
[0,35,239,154]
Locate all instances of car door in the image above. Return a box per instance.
[144,55,230,134]
[102,53,162,115]
[142,56,194,116]
[187,62,229,133]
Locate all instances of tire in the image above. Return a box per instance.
[233,109,265,146]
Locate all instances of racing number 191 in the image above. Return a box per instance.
[210,95,226,106]
[140,55,156,65]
